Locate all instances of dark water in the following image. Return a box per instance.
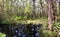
[0,24,42,37]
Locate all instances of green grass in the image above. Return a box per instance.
[16,18,48,24]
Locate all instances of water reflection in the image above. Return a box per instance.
[0,24,42,37]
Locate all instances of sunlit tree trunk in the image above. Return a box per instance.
[47,0,53,30]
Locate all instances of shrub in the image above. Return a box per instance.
[40,30,57,37]
[0,32,6,37]
[53,22,60,32]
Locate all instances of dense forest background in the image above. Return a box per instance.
[0,0,48,24]
[0,0,60,37]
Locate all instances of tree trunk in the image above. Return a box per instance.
[32,0,36,19]
[47,0,53,30]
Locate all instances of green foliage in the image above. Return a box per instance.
[14,16,27,20]
[0,32,6,37]
[0,15,28,24]
[1,15,15,24]
[23,16,27,20]
[14,16,22,20]
[25,3,32,13]
[53,22,60,31]
[40,30,57,37]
